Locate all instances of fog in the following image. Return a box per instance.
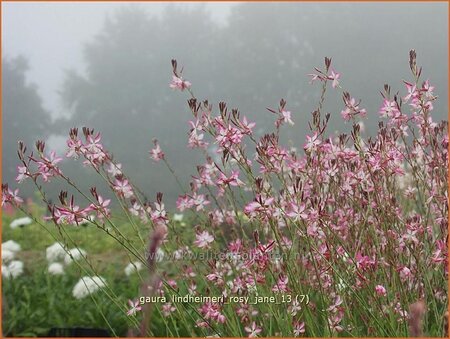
[3,2,234,118]
[3,2,448,207]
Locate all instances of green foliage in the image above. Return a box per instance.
[2,211,197,337]
[3,269,132,337]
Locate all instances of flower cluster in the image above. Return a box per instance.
[155,54,446,336]
[4,52,447,337]
[2,240,24,279]
[72,276,107,299]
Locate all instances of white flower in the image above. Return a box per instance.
[46,242,66,262]
[2,240,21,252]
[45,242,66,262]
[48,262,65,275]
[10,217,33,229]
[64,248,86,265]
[124,261,143,276]
[173,213,184,222]
[2,260,24,278]
[2,249,15,263]
[72,276,106,299]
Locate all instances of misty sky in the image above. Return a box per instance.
[3,2,448,122]
[2,2,235,119]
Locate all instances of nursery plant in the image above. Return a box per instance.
[2,51,448,337]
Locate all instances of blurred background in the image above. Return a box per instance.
[3,2,448,207]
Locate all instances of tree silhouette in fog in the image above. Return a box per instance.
[57,3,447,204]
[3,56,51,187]
[60,6,222,202]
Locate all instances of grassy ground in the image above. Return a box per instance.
[2,209,147,337]
[2,205,448,337]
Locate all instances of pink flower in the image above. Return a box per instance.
[15,166,29,183]
[281,109,294,126]
[83,133,107,165]
[308,71,328,84]
[422,79,435,98]
[54,199,92,225]
[151,201,169,225]
[289,300,302,316]
[308,73,322,83]
[150,141,165,162]
[89,195,111,219]
[66,135,83,159]
[244,201,262,216]
[245,322,262,337]
[196,320,208,328]
[241,116,256,134]
[340,108,352,121]
[355,252,375,271]
[341,95,367,121]
[293,321,305,336]
[403,81,418,102]
[199,302,226,324]
[188,121,208,149]
[129,202,142,216]
[399,266,412,281]
[215,122,244,150]
[375,285,387,296]
[303,132,321,153]
[328,310,344,333]
[167,279,177,289]
[286,202,307,221]
[84,133,102,153]
[272,274,289,293]
[113,178,134,199]
[328,69,340,88]
[327,295,343,313]
[36,151,63,182]
[228,239,243,253]
[379,99,399,118]
[192,193,210,211]
[244,196,274,219]
[47,151,63,166]
[1,187,24,206]
[11,189,24,204]
[194,231,214,248]
[169,75,191,91]
[176,194,194,211]
[127,299,142,316]
[431,240,447,264]
[106,162,122,177]
[216,170,244,187]
[162,302,176,317]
